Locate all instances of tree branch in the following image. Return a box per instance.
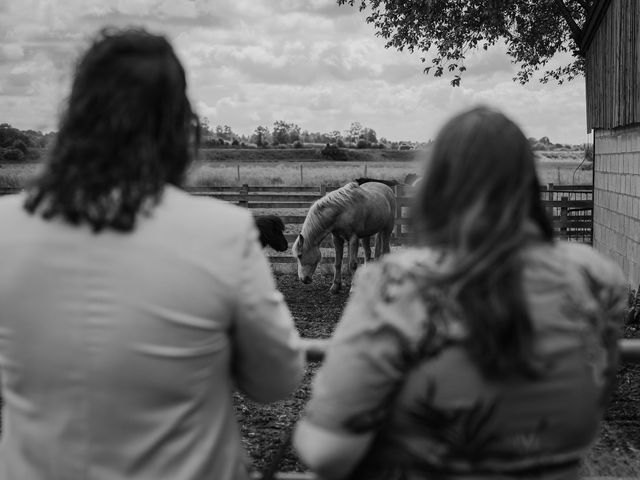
[552,0,585,53]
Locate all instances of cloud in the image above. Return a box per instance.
[0,0,589,143]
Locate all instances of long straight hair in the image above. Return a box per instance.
[24,28,200,232]
[412,106,553,379]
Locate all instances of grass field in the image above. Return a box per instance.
[0,147,591,189]
[183,160,592,187]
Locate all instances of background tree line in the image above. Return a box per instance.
[0,124,56,162]
[0,120,589,163]
[200,118,395,149]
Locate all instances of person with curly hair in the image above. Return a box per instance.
[294,106,627,480]
[0,28,303,480]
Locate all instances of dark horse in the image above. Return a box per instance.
[254,215,288,251]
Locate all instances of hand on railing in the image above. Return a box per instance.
[620,339,640,363]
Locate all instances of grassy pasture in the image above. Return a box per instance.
[0,159,592,189]
[184,159,591,188]
[0,147,590,189]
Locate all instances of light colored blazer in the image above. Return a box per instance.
[0,186,304,480]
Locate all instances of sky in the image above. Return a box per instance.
[0,0,591,144]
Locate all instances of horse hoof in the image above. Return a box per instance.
[329,284,341,294]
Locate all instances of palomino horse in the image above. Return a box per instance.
[292,181,396,293]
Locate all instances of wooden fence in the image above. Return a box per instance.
[187,183,594,251]
[0,183,593,273]
[0,182,594,248]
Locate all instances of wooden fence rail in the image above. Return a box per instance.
[0,183,594,247]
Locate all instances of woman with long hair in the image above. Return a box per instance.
[0,28,303,480]
[294,106,627,479]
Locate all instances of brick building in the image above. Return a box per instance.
[583,0,640,286]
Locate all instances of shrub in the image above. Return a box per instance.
[1,148,25,162]
[292,140,303,149]
[321,144,349,161]
[231,138,240,146]
[356,139,370,149]
[12,140,28,154]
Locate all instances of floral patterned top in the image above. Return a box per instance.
[305,241,627,480]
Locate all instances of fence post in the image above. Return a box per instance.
[394,185,401,239]
[239,184,249,208]
[300,164,303,185]
[364,163,368,177]
[320,184,326,197]
[560,195,568,239]
[237,164,240,183]
[545,183,554,219]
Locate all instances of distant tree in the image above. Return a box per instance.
[362,127,377,144]
[346,122,363,143]
[252,125,271,146]
[288,124,301,143]
[272,120,301,144]
[200,117,215,137]
[328,130,342,144]
[223,125,234,141]
[272,121,289,145]
[338,0,593,86]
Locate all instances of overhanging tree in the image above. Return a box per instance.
[337,0,594,86]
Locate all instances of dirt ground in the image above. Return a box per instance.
[236,273,640,477]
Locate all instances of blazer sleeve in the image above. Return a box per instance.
[231,214,304,403]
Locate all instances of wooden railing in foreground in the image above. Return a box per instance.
[619,338,640,363]
[300,338,640,364]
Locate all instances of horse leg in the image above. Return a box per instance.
[330,234,344,294]
[374,232,382,259]
[348,235,359,292]
[362,236,372,264]
[382,228,392,255]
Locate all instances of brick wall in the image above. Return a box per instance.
[593,125,640,287]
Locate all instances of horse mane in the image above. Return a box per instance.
[300,182,362,242]
[354,177,400,187]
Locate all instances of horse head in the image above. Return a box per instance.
[254,215,288,252]
[292,234,321,284]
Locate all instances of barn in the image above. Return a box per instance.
[583,0,640,286]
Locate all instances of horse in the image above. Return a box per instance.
[292,181,396,293]
[254,215,288,252]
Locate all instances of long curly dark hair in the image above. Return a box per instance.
[412,106,554,379]
[24,27,199,232]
